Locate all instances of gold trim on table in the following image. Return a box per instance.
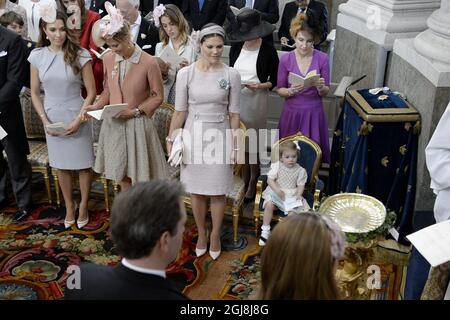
[346,90,420,123]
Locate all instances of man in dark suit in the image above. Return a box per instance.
[278,0,328,51]
[116,0,159,55]
[0,26,32,221]
[139,0,184,17]
[65,180,188,300]
[182,0,227,31]
[227,0,279,25]
[227,0,279,43]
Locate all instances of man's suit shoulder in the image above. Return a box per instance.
[310,0,327,13]
[79,262,115,281]
[1,26,21,44]
[66,263,188,300]
[285,1,298,10]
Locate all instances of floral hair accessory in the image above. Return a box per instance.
[39,2,57,24]
[321,215,346,260]
[66,4,81,30]
[152,4,166,28]
[99,2,124,38]
[189,30,201,54]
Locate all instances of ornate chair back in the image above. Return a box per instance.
[271,132,322,195]
[153,102,175,157]
[253,132,324,234]
[20,93,46,139]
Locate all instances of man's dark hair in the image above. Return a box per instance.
[0,11,24,28]
[110,180,184,259]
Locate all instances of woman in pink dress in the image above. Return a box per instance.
[277,13,330,162]
[167,24,241,261]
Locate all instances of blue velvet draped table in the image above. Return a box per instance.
[328,89,420,244]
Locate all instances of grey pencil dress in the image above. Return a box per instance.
[28,47,94,170]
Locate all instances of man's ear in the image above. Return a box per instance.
[159,230,171,253]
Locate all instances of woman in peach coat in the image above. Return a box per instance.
[85,2,167,190]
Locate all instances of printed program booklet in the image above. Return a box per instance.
[407,219,450,267]
[288,70,320,88]
[87,103,128,120]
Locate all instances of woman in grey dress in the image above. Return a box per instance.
[167,24,241,260]
[28,9,96,229]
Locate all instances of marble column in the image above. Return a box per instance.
[387,0,450,211]
[414,0,450,64]
[333,0,441,88]
[330,0,348,30]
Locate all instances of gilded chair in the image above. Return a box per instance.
[253,132,325,235]
[182,122,247,245]
[153,102,180,180]
[19,93,52,203]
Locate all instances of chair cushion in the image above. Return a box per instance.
[93,142,98,157]
[27,141,49,167]
[166,162,180,180]
[91,119,103,143]
[226,175,245,206]
[20,93,46,138]
[183,176,245,208]
[153,106,173,156]
[297,140,317,185]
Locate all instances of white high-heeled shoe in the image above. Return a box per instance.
[209,249,221,260]
[64,219,75,229]
[77,216,89,229]
[209,238,221,260]
[64,201,78,229]
[195,247,207,257]
[77,205,89,229]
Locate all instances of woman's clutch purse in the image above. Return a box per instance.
[168,132,183,167]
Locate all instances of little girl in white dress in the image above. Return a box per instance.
[259,141,310,246]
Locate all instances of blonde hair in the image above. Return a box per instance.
[158,4,189,46]
[289,13,319,44]
[259,213,341,300]
[109,20,131,43]
[279,140,299,158]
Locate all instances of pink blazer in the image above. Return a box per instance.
[96,50,164,116]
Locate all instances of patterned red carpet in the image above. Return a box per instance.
[0,203,256,300]
[0,203,408,300]
[0,205,204,299]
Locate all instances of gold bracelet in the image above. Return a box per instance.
[78,114,87,122]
